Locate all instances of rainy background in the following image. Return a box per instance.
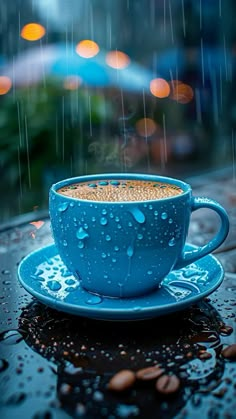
[0,0,236,223]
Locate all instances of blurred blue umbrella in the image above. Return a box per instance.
[3,43,153,92]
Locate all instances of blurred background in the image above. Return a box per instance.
[0,0,236,222]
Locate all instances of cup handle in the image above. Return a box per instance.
[174,196,229,270]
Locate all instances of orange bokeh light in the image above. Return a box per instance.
[136,118,157,137]
[150,78,170,99]
[106,50,130,69]
[170,82,194,104]
[21,23,46,41]
[0,76,12,95]
[63,75,82,90]
[76,40,100,58]
[150,78,170,98]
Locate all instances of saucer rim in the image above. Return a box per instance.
[18,243,224,320]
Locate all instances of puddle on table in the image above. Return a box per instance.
[0,299,233,418]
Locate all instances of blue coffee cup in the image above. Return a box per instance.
[49,173,229,298]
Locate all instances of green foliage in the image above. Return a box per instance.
[0,80,120,219]
[0,80,116,191]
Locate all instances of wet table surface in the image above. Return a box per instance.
[0,170,236,419]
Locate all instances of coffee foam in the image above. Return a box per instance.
[57,179,183,202]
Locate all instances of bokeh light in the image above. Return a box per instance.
[0,76,12,95]
[63,75,82,90]
[136,118,157,137]
[170,82,194,104]
[106,50,130,69]
[76,40,100,58]
[150,78,170,98]
[21,23,46,41]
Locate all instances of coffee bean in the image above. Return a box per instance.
[198,351,212,360]
[221,344,236,360]
[219,325,233,336]
[108,369,136,391]
[136,365,164,381]
[156,374,180,395]
[186,352,193,359]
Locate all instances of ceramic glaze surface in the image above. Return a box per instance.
[18,244,224,320]
[49,173,229,298]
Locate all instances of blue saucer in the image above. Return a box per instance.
[18,244,224,321]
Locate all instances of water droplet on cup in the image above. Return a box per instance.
[137,233,143,240]
[110,180,120,186]
[76,227,89,240]
[105,235,111,241]
[102,209,107,215]
[161,212,168,220]
[100,217,108,226]
[99,181,108,186]
[127,245,134,257]
[58,202,69,212]
[129,208,146,224]
[168,237,176,247]
[78,241,84,249]
[62,239,68,247]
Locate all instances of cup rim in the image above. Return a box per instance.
[50,173,191,204]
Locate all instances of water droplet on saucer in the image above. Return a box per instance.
[47,280,61,291]
[0,330,23,345]
[85,295,103,305]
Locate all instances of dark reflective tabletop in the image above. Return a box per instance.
[0,171,236,419]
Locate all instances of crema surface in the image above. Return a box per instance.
[57,179,183,202]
